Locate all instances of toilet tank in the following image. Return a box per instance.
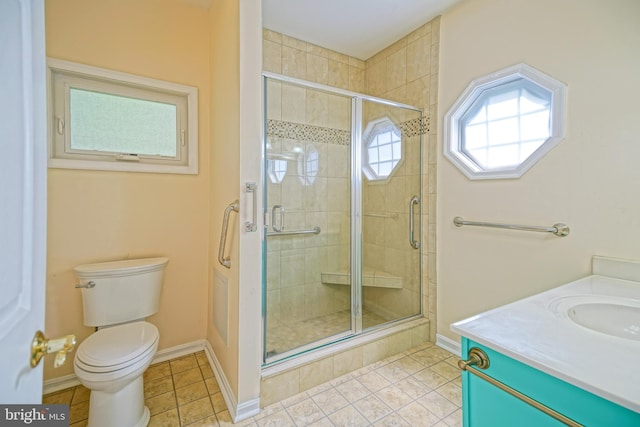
[74,257,169,327]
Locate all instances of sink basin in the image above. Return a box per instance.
[549,296,640,341]
[568,303,640,341]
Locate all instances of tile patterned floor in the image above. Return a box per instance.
[43,351,230,426]
[43,342,461,426]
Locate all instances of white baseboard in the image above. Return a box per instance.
[436,333,461,357]
[151,339,208,364]
[203,341,260,423]
[43,339,208,395]
[236,397,261,423]
[42,373,81,395]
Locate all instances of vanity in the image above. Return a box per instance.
[451,256,640,426]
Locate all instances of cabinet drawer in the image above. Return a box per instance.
[461,338,640,427]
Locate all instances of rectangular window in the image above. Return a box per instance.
[48,58,198,174]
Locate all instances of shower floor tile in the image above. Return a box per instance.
[43,342,461,426]
[266,309,390,356]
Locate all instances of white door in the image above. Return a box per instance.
[0,0,48,403]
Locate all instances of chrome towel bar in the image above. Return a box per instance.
[454,217,570,237]
[267,226,321,237]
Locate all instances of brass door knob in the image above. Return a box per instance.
[31,330,76,368]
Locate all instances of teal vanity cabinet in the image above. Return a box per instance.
[459,338,640,427]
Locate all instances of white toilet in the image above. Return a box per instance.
[73,257,169,427]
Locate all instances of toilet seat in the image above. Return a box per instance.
[75,322,158,374]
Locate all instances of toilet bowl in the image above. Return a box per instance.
[73,257,168,427]
[74,322,159,427]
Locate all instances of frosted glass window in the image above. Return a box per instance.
[48,58,198,174]
[70,88,177,157]
[363,121,402,180]
[444,63,566,179]
[461,79,551,170]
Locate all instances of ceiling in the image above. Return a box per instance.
[262,0,462,60]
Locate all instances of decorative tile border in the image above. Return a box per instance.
[267,116,429,145]
[267,120,351,146]
[398,116,430,138]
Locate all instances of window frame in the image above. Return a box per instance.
[444,63,566,180]
[47,58,199,174]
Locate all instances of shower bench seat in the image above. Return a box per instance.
[320,270,403,289]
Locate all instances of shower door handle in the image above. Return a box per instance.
[245,182,257,232]
[409,196,420,249]
[271,205,285,232]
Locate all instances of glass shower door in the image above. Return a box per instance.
[360,100,423,329]
[263,77,353,361]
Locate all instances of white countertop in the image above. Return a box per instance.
[451,260,640,413]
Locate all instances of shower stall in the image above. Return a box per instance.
[262,72,424,364]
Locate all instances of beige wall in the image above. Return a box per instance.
[208,0,241,399]
[207,0,262,408]
[438,0,640,341]
[44,0,211,380]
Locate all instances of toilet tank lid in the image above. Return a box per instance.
[74,257,169,278]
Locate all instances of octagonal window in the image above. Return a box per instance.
[363,118,402,180]
[444,63,566,179]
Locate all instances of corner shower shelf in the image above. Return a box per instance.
[321,270,403,289]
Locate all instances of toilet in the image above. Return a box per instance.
[73,257,169,427]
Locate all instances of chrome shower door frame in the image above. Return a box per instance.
[261,72,423,366]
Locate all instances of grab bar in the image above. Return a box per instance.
[409,196,420,249]
[453,217,570,237]
[267,226,321,237]
[218,200,239,268]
